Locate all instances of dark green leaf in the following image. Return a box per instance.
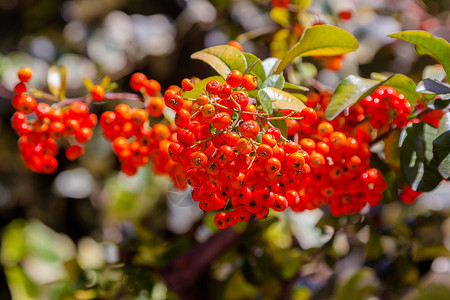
[400,123,442,191]
[275,25,358,74]
[270,111,288,138]
[191,45,247,79]
[389,31,450,77]
[263,74,285,89]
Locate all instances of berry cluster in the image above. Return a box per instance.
[11,68,96,173]
[97,76,187,187]
[290,91,387,216]
[10,66,428,229]
[160,70,321,229]
[360,86,412,129]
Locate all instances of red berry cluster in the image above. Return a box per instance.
[11,68,95,173]
[289,91,387,216]
[360,86,412,129]
[161,70,320,229]
[98,76,187,187]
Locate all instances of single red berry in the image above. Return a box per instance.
[240,120,260,139]
[91,85,105,101]
[206,80,220,95]
[175,109,191,128]
[226,70,243,88]
[212,112,231,130]
[181,78,194,91]
[242,74,257,91]
[65,145,84,160]
[14,82,27,94]
[300,107,317,125]
[18,67,33,82]
[130,72,147,91]
[217,84,232,99]
[230,90,249,109]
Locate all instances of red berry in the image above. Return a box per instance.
[226,70,243,88]
[18,67,33,82]
[240,120,260,139]
[91,85,105,101]
[66,145,84,160]
[212,112,231,130]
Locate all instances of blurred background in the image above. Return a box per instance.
[0,0,450,299]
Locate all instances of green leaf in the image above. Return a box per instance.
[256,132,263,143]
[105,82,118,91]
[400,123,442,191]
[1,219,27,265]
[389,31,450,78]
[258,89,273,115]
[283,82,309,93]
[182,76,225,99]
[243,53,266,81]
[191,45,247,79]
[270,111,288,139]
[274,25,359,74]
[335,268,377,300]
[260,87,306,112]
[325,74,420,120]
[263,75,285,89]
[325,75,378,120]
